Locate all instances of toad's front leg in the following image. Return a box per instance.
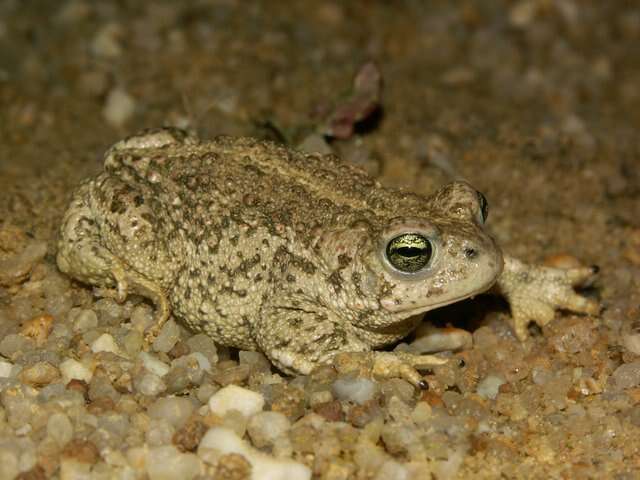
[256,299,446,388]
[495,255,600,340]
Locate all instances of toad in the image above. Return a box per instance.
[57,128,599,386]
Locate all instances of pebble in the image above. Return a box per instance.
[211,363,251,386]
[186,333,218,366]
[409,325,472,353]
[47,412,74,447]
[623,333,640,356]
[139,352,171,377]
[146,445,201,480]
[152,319,181,353]
[20,314,54,346]
[130,305,155,333]
[247,411,291,448]
[332,377,377,405]
[239,350,271,373]
[198,427,311,480]
[59,358,93,384]
[208,385,265,418]
[0,360,14,378]
[90,333,121,355]
[146,419,175,447]
[297,133,333,155]
[374,460,409,480]
[19,361,60,386]
[93,298,123,326]
[91,23,124,58]
[0,447,19,480]
[134,372,167,396]
[72,309,99,332]
[476,375,506,400]
[0,239,47,287]
[610,361,640,391]
[0,334,35,359]
[147,396,195,429]
[103,88,136,128]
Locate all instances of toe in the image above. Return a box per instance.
[564,266,599,286]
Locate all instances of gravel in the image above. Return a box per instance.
[2,1,639,478]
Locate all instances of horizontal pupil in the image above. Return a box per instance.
[397,247,425,257]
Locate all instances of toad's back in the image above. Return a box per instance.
[84,132,419,349]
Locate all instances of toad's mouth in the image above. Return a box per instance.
[380,277,498,319]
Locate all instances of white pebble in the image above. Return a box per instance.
[146,419,175,447]
[208,385,264,418]
[152,319,180,353]
[0,360,14,378]
[374,460,408,480]
[148,397,195,429]
[146,445,201,480]
[476,375,505,400]
[135,372,167,396]
[332,378,377,405]
[73,309,98,332]
[103,88,136,128]
[130,305,155,333]
[91,23,123,58]
[139,352,170,377]
[184,352,211,373]
[198,427,310,480]
[247,411,291,448]
[91,333,121,354]
[410,325,472,353]
[47,412,73,446]
[59,358,93,384]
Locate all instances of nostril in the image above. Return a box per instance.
[464,247,477,259]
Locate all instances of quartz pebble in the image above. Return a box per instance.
[146,445,201,480]
[409,325,472,353]
[610,361,640,391]
[152,319,181,353]
[332,377,377,405]
[103,87,136,127]
[148,396,195,429]
[0,360,14,378]
[476,375,506,400]
[199,427,311,480]
[91,333,121,354]
[186,333,218,366]
[19,361,60,386]
[72,309,98,332]
[139,352,170,377]
[247,411,291,448]
[47,412,74,447]
[134,372,167,396]
[60,358,93,384]
[208,385,265,418]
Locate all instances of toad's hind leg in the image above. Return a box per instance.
[57,180,170,347]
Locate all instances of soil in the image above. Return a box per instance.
[1,1,639,479]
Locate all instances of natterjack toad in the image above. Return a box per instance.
[57,128,599,386]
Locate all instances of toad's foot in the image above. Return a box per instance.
[332,351,447,389]
[496,255,600,340]
[93,261,171,348]
[260,299,447,388]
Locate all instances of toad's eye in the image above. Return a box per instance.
[385,233,433,273]
[477,191,489,224]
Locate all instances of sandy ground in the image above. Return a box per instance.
[1,1,640,479]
